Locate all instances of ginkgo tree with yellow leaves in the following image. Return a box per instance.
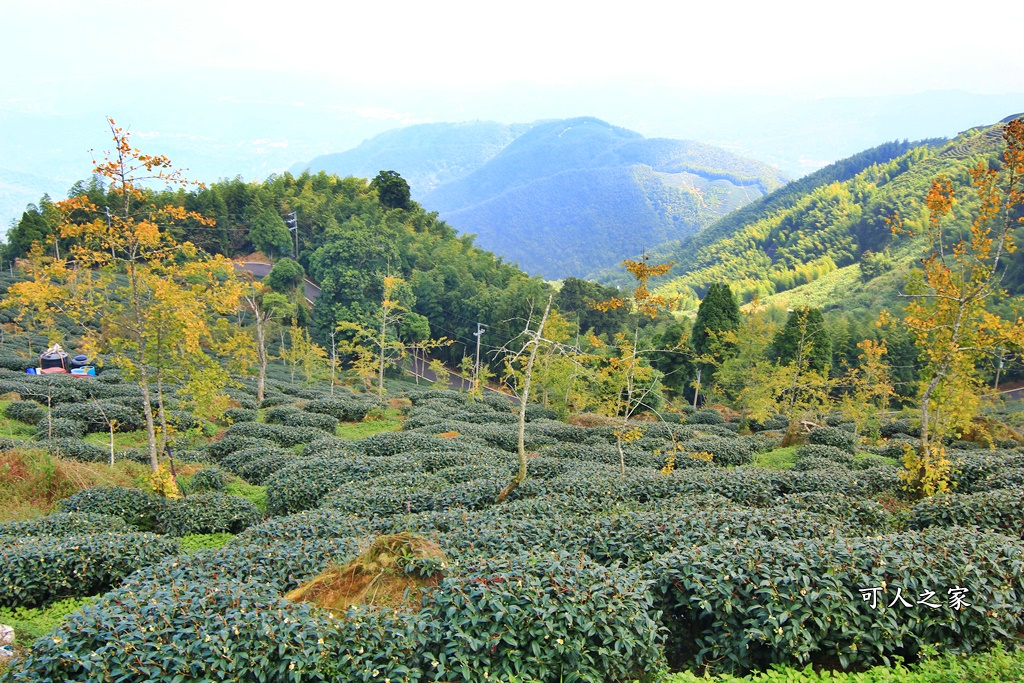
[891,117,1024,496]
[2,119,243,473]
[592,254,676,474]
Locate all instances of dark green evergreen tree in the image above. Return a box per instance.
[4,207,51,261]
[265,257,305,293]
[770,306,832,373]
[249,207,293,260]
[690,283,740,358]
[370,170,411,210]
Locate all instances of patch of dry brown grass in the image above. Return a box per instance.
[0,447,146,523]
[285,533,446,615]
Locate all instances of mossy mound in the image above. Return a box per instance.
[284,533,446,614]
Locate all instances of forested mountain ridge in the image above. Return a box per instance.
[299,116,788,279]
[628,116,1024,312]
[3,170,562,369]
[293,121,537,196]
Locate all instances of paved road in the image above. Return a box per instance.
[234,261,321,304]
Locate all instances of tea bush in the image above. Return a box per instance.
[49,401,144,433]
[186,467,226,493]
[222,407,257,424]
[770,492,894,535]
[201,435,279,460]
[264,454,421,515]
[687,408,725,425]
[356,431,465,458]
[807,427,857,454]
[0,532,179,608]
[909,487,1024,538]
[650,527,1024,674]
[230,451,300,485]
[795,445,855,468]
[34,417,86,439]
[159,493,262,536]
[59,486,166,531]
[280,410,339,433]
[3,400,44,424]
[223,421,323,447]
[304,397,378,422]
[0,512,131,537]
[683,436,755,466]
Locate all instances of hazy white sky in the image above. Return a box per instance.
[4,0,1024,97]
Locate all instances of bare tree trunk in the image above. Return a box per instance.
[377,313,387,400]
[496,296,551,503]
[139,367,159,472]
[255,311,267,403]
[156,369,170,455]
[129,260,159,472]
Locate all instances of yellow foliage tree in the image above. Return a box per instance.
[592,254,675,474]
[2,119,241,472]
[892,118,1024,496]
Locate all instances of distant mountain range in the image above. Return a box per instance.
[297,117,788,278]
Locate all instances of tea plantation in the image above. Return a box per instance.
[1,374,1023,681]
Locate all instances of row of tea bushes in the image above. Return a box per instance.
[909,487,1024,538]
[0,532,180,609]
[58,486,261,536]
[2,538,663,683]
[0,512,131,537]
[650,527,1024,674]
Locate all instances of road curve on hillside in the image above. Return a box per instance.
[234,261,321,304]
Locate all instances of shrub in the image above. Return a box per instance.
[223,421,323,447]
[263,404,301,423]
[880,418,915,438]
[304,397,378,422]
[909,488,1024,538]
[413,553,665,682]
[230,452,300,485]
[34,417,86,439]
[0,532,179,608]
[807,426,857,453]
[3,400,44,425]
[49,400,145,433]
[749,414,790,432]
[222,407,257,424]
[38,438,113,463]
[0,512,131,537]
[650,527,1024,673]
[167,410,201,431]
[687,408,725,425]
[356,431,464,458]
[795,444,855,468]
[202,435,279,460]
[59,486,166,531]
[280,410,338,433]
[158,493,262,536]
[683,436,755,466]
[264,455,420,515]
[187,467,226,493]
[771,492,894,534]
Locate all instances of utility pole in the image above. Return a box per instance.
[474,323,486,391]
[692,368,702,409]
[285,211,299,258]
